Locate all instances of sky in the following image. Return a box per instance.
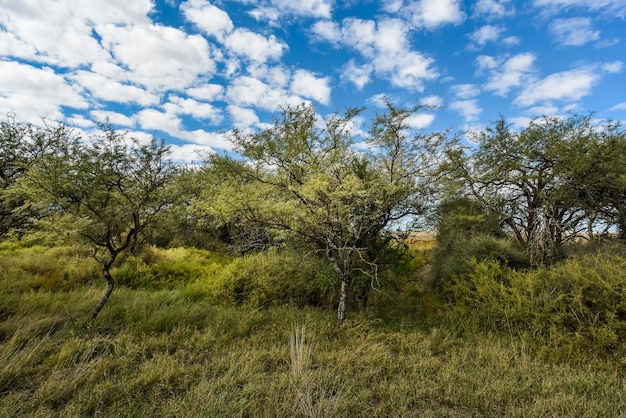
[1,0,625,162]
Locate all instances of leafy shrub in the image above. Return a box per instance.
[440,251,626,362]
[204,248,337,308]
[433,234,529,288]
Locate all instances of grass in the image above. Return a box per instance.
[2,243,626,416]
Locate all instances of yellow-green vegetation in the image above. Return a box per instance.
[3,243,626,416]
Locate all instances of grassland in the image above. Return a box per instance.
[2,244,626,417]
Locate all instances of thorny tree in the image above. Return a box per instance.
[21,123,177,321]
[215,102,449,324]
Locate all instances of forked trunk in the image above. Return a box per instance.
[337,275,351,325]
[91,259,116,321]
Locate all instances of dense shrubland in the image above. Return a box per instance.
[2,105,626,415]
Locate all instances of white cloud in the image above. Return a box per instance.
[420,95,444,107]
[399,0,466,29]
[72,71,159,106]
[182,129,233,150]
[136,108,183,136]
[228,105,261,129]
[469,25,503,47]
[311,20,342,45]
[480,53,537,96]
[451,83,481,99]
[514,68,599,106]
[97,23,216,91]
[181,0,234,41]
[186,84,226,101]
[169,143,214,163]
[473,0,514,18]
[533,0,626,16]
[609,102,626,111]
[406,113,436,128]
[90,110,135,127]
[0,61,88,121]
[247,64,291,88]
[526,104,560,116]
[0,0,153,68]
[270,0,332,18]
[290,70,331,105]
[549,17,600,46]
[226,76,304,110]
[336,18,437,90]
[224,28,287,63]
[450,99,482,122]
[163,96,223,123]
[249,7,282,23]
[602,61,623,74]
[341,60,373,89]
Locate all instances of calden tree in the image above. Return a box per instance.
[207,101,449,324]
[20,123,177,321]
[444,114,626,265]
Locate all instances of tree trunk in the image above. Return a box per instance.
[91,259,116,322]
[337,275,351,325]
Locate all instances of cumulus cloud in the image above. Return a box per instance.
[397,0,466,29]
[72,71,159,106]
[469,25,503,47]
[316,17,437,90]
[181,0,234,41]
[450,99,482,122]
[406,113,436,128]
[479,53,537,96]
[163,96,223,124]
[420,95,444,107]
[601,61,623,74]
[341,60,374,89]
[228,105,261,130]
[97,23,216,91]
[90,110,135,127]
[0,61,88,121]
[452,84,481,99]
[473,0,514,18]
[186,84,226,101]
[224,28,287,63]
[290,70,331,105]
[514,68,599,106]
[549,17,600,46]
[226,76,304,111]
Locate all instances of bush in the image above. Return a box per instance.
[440,251,626,362]
[204,249,337,308]
[433,234,529,288]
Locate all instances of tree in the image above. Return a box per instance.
[204,102,449,324]
[21,123,177,321]
[445,114,606,265]
[0,116,66,238]
[444,114,626,264]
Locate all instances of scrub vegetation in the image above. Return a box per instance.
[2,104,626,416]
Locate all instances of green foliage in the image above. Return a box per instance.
[0,244,100,292]
[204,248,337,308]
[433,197,529,288]
[441,249,626,362]
[445,114,626,263]
[202,101,452,323]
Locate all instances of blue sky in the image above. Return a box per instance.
[1,0,625,161]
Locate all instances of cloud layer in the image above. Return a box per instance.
[0,0,624,161]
